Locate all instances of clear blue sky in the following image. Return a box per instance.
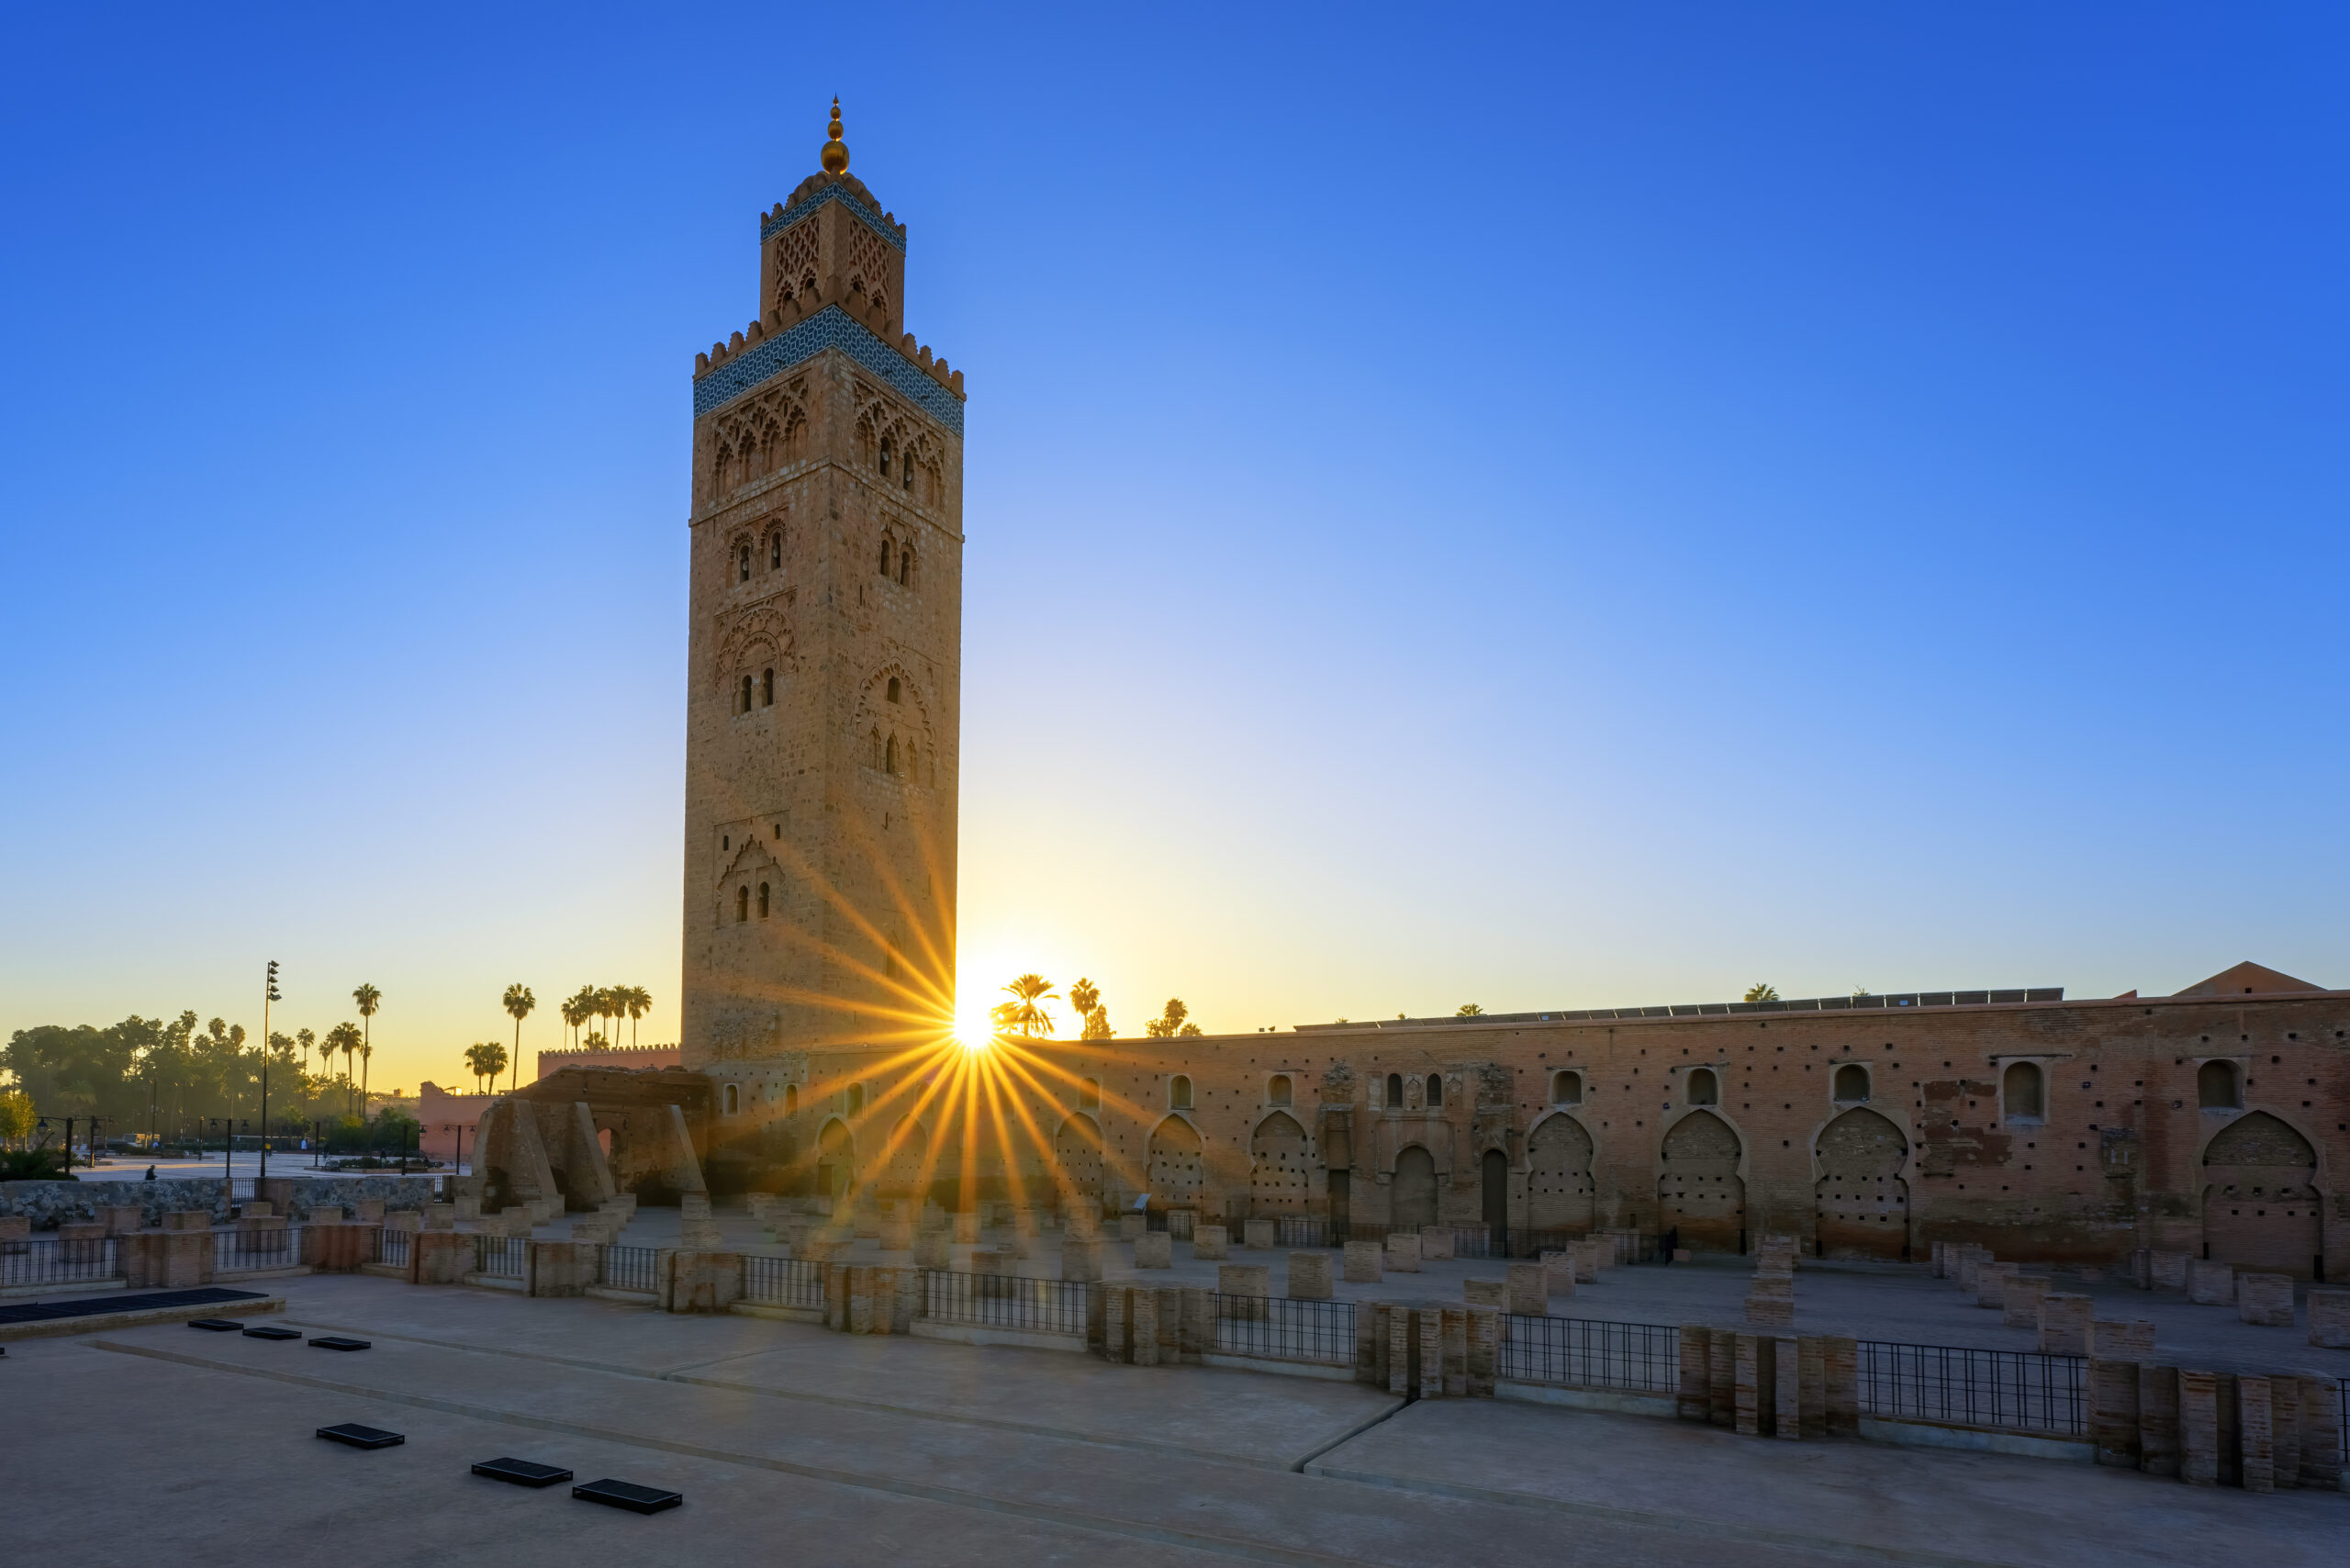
[3,5,2344,1091]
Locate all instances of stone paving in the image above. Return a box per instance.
[6,1271,2338,1567]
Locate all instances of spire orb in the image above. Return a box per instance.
[821,95,850,174]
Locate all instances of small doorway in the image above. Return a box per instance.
[1327,1168,1350,1234]
[1481,1148,1509,1255]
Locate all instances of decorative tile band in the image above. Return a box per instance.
[693,305,963,435]
[760,182,908,256]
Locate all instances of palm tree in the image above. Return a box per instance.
[322,1022,363,1114]
[622,985,651,1047]
[480,1041,509,1093]
[567,985,598,1047]
[1456,1003,1484,1017]
[297,1027,316,1081]
[1743,983,1780,1003]
[460,1044,483,1092]
[990,973,1058,1038]
[595,986,619,1049]
[503,984,535,1081]
[352,983,382,1109]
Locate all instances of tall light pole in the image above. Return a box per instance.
[259,960,282,1186]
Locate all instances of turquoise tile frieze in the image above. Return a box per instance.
[692,305,964,435]
[760,182,908,256]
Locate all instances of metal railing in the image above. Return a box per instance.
[597,1244,660,1295]
[472,1235,526,1280]
[741,1255,823,1310]
[1496,1314,1681,1393]
[1855,1341,2085,1436]
[0,1238,122,1289]
[1143,1209,1198,1240]
[378,1227,411,1268]
[922,1269,1089,1336]
[215,1227,299,1272]
[1210,1294,1354,1365]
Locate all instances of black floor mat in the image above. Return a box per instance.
[0,1288,267,1326]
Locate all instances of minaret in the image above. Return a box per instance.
[679,103,964,1071]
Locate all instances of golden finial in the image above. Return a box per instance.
[820,96,850,175]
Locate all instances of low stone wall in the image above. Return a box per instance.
[0,1174,438,1230]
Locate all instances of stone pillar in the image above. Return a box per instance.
[2271,1376,2300,1491]
[1417,1227,1455,1261]
[1192,1224,1229,1260]
[2089,1359,2141,1468]
[1060,1237,1103,1283]
[98,1204,142,1237]
[1819,1335,1858,1438]
[1975,1261,2020,1310]
[1181,1285,1213,1363]
[1463,1278,1505,1310]
[957,1212,984,1243]
[1243,1217,1275,1249]
[1134,1232,1172,1269]
[1101,1283,1130,1362]
[1745,1273,1794,1327]
[2236,1272,2294,1327]
[1773,1336,1802,1439]
[1129,1286,1161,1367]
[2129,1248,2154,1290]
[1735,1333,1776,1437]
[2237,1375,2276,1493]
[912,1230,950,1269]
[2137,1364,2180,1477]
[1438,1306,1467,1397]
[2001,1274,2051,1328]
[1418,1305,1444,1399]
[422,1203,456,1231]
[1574,1237,1604,1282]
[1540,1250,1577,1298]
[2090,1319,2156,1358]
[969,1246,1010,1278]
[1465,1305,1497,1397]
[1707,1328,1736,1428]
[2038,1293,2092,1354]
[1796,1335,1829,1439]
[1383,1232,1421,1273]
[1387,1305,1416,1395]
[410,1229,471,1285]
[2295,1373,2341,1491]
[1342,1239,1382,1282]
[2179,1370,2232,1486]
[1217,1263,1270,1317]
[1505,1260,1547,1316]
[2186,1258,2234,1305]
[2307,1291,2350,1349]
[1114,1213,1145,1242]
[1677,1326,1712,1420]
[1288,1251,1333,1300]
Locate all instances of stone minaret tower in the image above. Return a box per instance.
[680,102,964,1069]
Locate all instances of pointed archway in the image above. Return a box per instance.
[1527,1114,1595,1234]
[1659,1110,1745,1254]
[1814,1107,1909,1260]
[1250,1111,1312,1215]
[1147,1115,1203,1209]
[1054,1114,1104,1212]
[1391,1144,1438,1229]
[2202,1112,2321,1279]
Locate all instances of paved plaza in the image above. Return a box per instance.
[6,1268,2341,1567]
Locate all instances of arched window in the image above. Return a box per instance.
[736,886,749,923]
[901,460,913,493]
[885,734,899,775]
[1687,1068,1718,1105]
[756,881,770,919]
[784,1083,800,1116]
[1268,1074,1292,1106]
[886,677,901,703]
[1080,1077,1101,1112]
[2198,1059,2241,1110]
[738,543,751,582]
[1426,1074,1444,1109]
[878,438,892,476]
[761,667,775,707]
[722,1083,740,1116]
[1832,1064,1869,1103]
[1385,1071,1404,1108]
[2002,1061,2044,1121]
[769,531,782,570]
[868,728,882,769]
[1169,1074,1193,1111]
[879,537,893,575]
[1551,1070,1582,1106]
[898,547,912,584]
[739,675,754,714]
[848,1083,865,1116]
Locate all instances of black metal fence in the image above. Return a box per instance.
[741,1255,823,1310]
[378,1227,411,1269]
[1210,1294,1354,1365]
[1855,1340,2085,1436]
[472,1235,526,1280]
[215,1227,298,1273]
[1496,1313,1681,1393]
[598,1244,660,1295]
[922,1269,1089,1336]
[0,1238,120,1290]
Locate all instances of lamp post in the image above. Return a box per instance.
[259,960,281,1188]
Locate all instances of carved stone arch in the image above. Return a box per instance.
[1658,1109,1745,1254]
[1249,1111,1312,1215]
[1813,1107,1909,1260]
[712,600,797,694]
[814,1116,855,1199]
[1147,1114,1203,1209]
[1391,1143,1438,1229]
[2201,1111,2322,1278]
[851,662,933,785]
[1054,1113,1105,1208]
[1526,1111,1595,1233]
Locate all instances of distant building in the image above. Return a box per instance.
[416,1081,498,1167]
[537,1042,681,1080]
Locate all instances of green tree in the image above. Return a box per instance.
[990,973,1058,1038]
[1456,1003,1483,1017]
[352,983,382,1106]
[502,984,535,1077]
[322,1022,363,1113]
[1069,978,1112,1040]
[1145,999,1192,1039]
[0,1088,35,1147]
[621,985,651,1046]
[480,1040,509,1093]
[1743,983,1780,1002]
